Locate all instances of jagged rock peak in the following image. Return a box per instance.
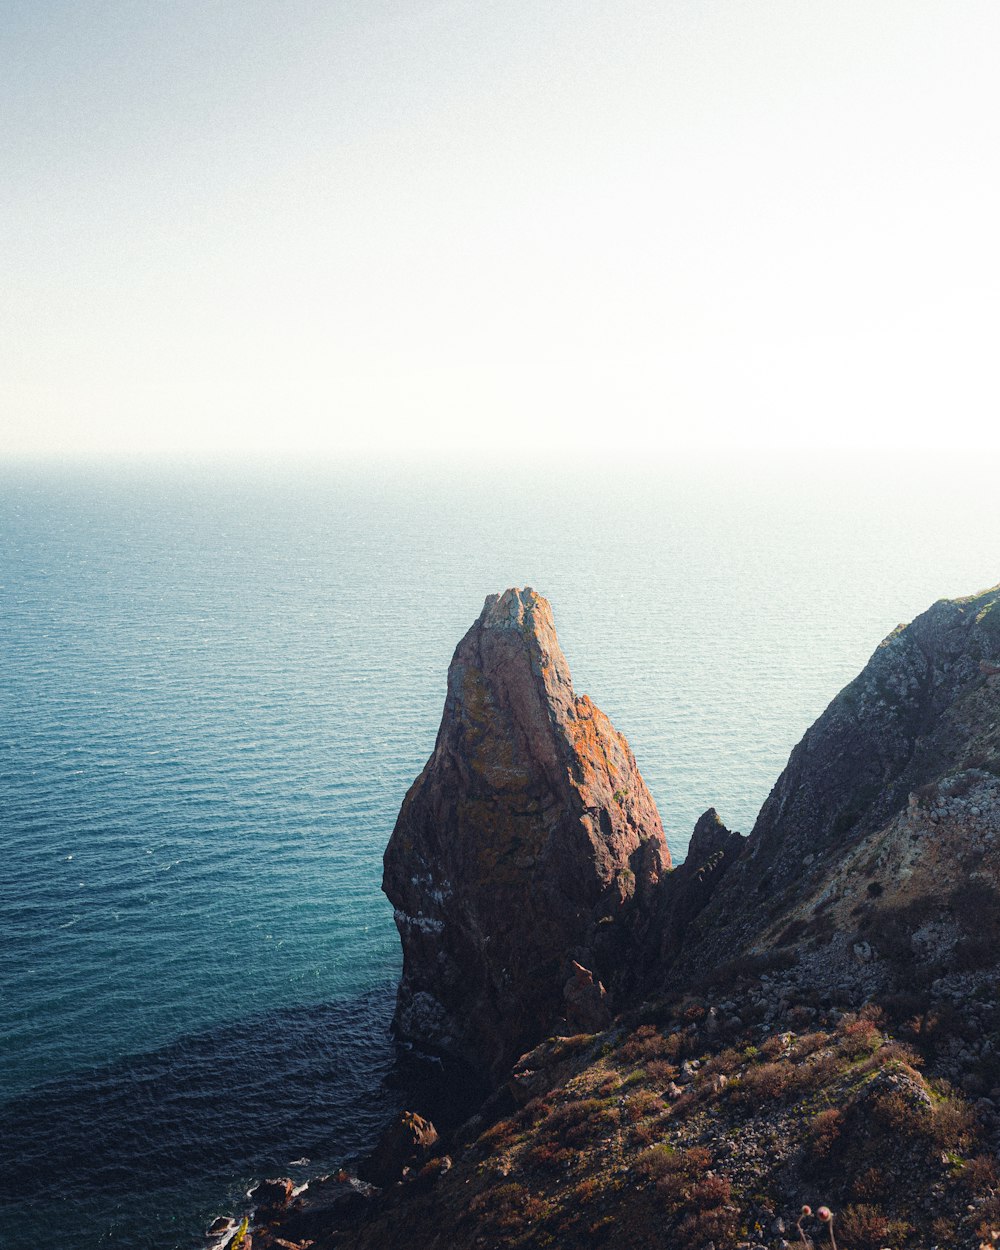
[383,587,670,1079]
[665,580,1000,988]
[686,808,738,864]
[646,808,746,976]
[479,585,554,632]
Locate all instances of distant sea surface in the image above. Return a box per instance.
[1,459,997,1249]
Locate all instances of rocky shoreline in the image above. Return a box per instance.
[211,582,1000,1249]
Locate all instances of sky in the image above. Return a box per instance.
[2,0,998,463]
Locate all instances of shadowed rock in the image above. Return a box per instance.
[359,1111,439,1188]
[650,807,746,971]
[383,587,670,1078]
[563,960,611,1033]
[668,581,1000,985]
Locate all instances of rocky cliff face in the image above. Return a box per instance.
[668,583,1000,998]
[383,587,670,1079]
[253,582,1000,1250]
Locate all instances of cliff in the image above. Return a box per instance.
[665,583,1000,1013]
[382,588,670,1079]
[247,581,1000,1250]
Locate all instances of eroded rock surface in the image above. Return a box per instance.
[383,587,670,1078]
[669,582,1000,987]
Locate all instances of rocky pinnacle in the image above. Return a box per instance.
[382,588,670,1078]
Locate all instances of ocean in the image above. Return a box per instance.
[1,458,997,1249]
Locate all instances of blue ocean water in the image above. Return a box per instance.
[1,459,997,1249]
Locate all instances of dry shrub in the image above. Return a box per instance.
[790,1031,830,1060]
[683,1145,711,1170]
[904,1001,964,1054]
[839,1017,882,1057]
[543,1097,617,1147]
[668,1089,698,1118]
[524,1140,578,1171]
[635,1144,713,1192]
[859,1002,887,1026]
[731,1060,801,1104]
[803,1049,842,1086]
[573,1175,600,1204]
[976,1195,1000,1243]
[645,1058,679,1084]
[963,1154,1000,1189]
[761,1033,791,1059]
[931,1216,957,1243]
[518,1095,553,1127]
[931,1093,977,1150]
[586,1214,615,1241]
[503,1193,550,1231]
[838,1203,912,1250]
[871,1089,932,1137]
[552,1033,593,1054]
[630,1117,663,1146]
[480,1116,517,1150]
[624,1089,663,1122]
[470,1182,548,1234]
[851,1166,886,1201]
[661,1031,685,1060]
[874,1039,923,1069]
[617,1024,672,1064]
[854,1039,926,1080]
[702,1047,742,1077]
[652,1147,713,1207]
[634,1142,676,1181]
[675,1175,739,1250]
[808,1108,843,1159]
[688,1173,730,1204]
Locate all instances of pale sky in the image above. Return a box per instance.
[2,1,998,462]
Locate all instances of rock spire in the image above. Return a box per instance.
[383,588,670,1078]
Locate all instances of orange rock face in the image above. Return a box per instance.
[383,588,670,1079]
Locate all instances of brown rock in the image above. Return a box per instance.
[563,961,611,1032]
[509,1036,582,1105]
[383,587,670,1077]
[359,1110,439,1188]
[250,1178,295,1213]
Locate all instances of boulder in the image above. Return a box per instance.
[250,1178,294,1214]
[359,1111,439,1188]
